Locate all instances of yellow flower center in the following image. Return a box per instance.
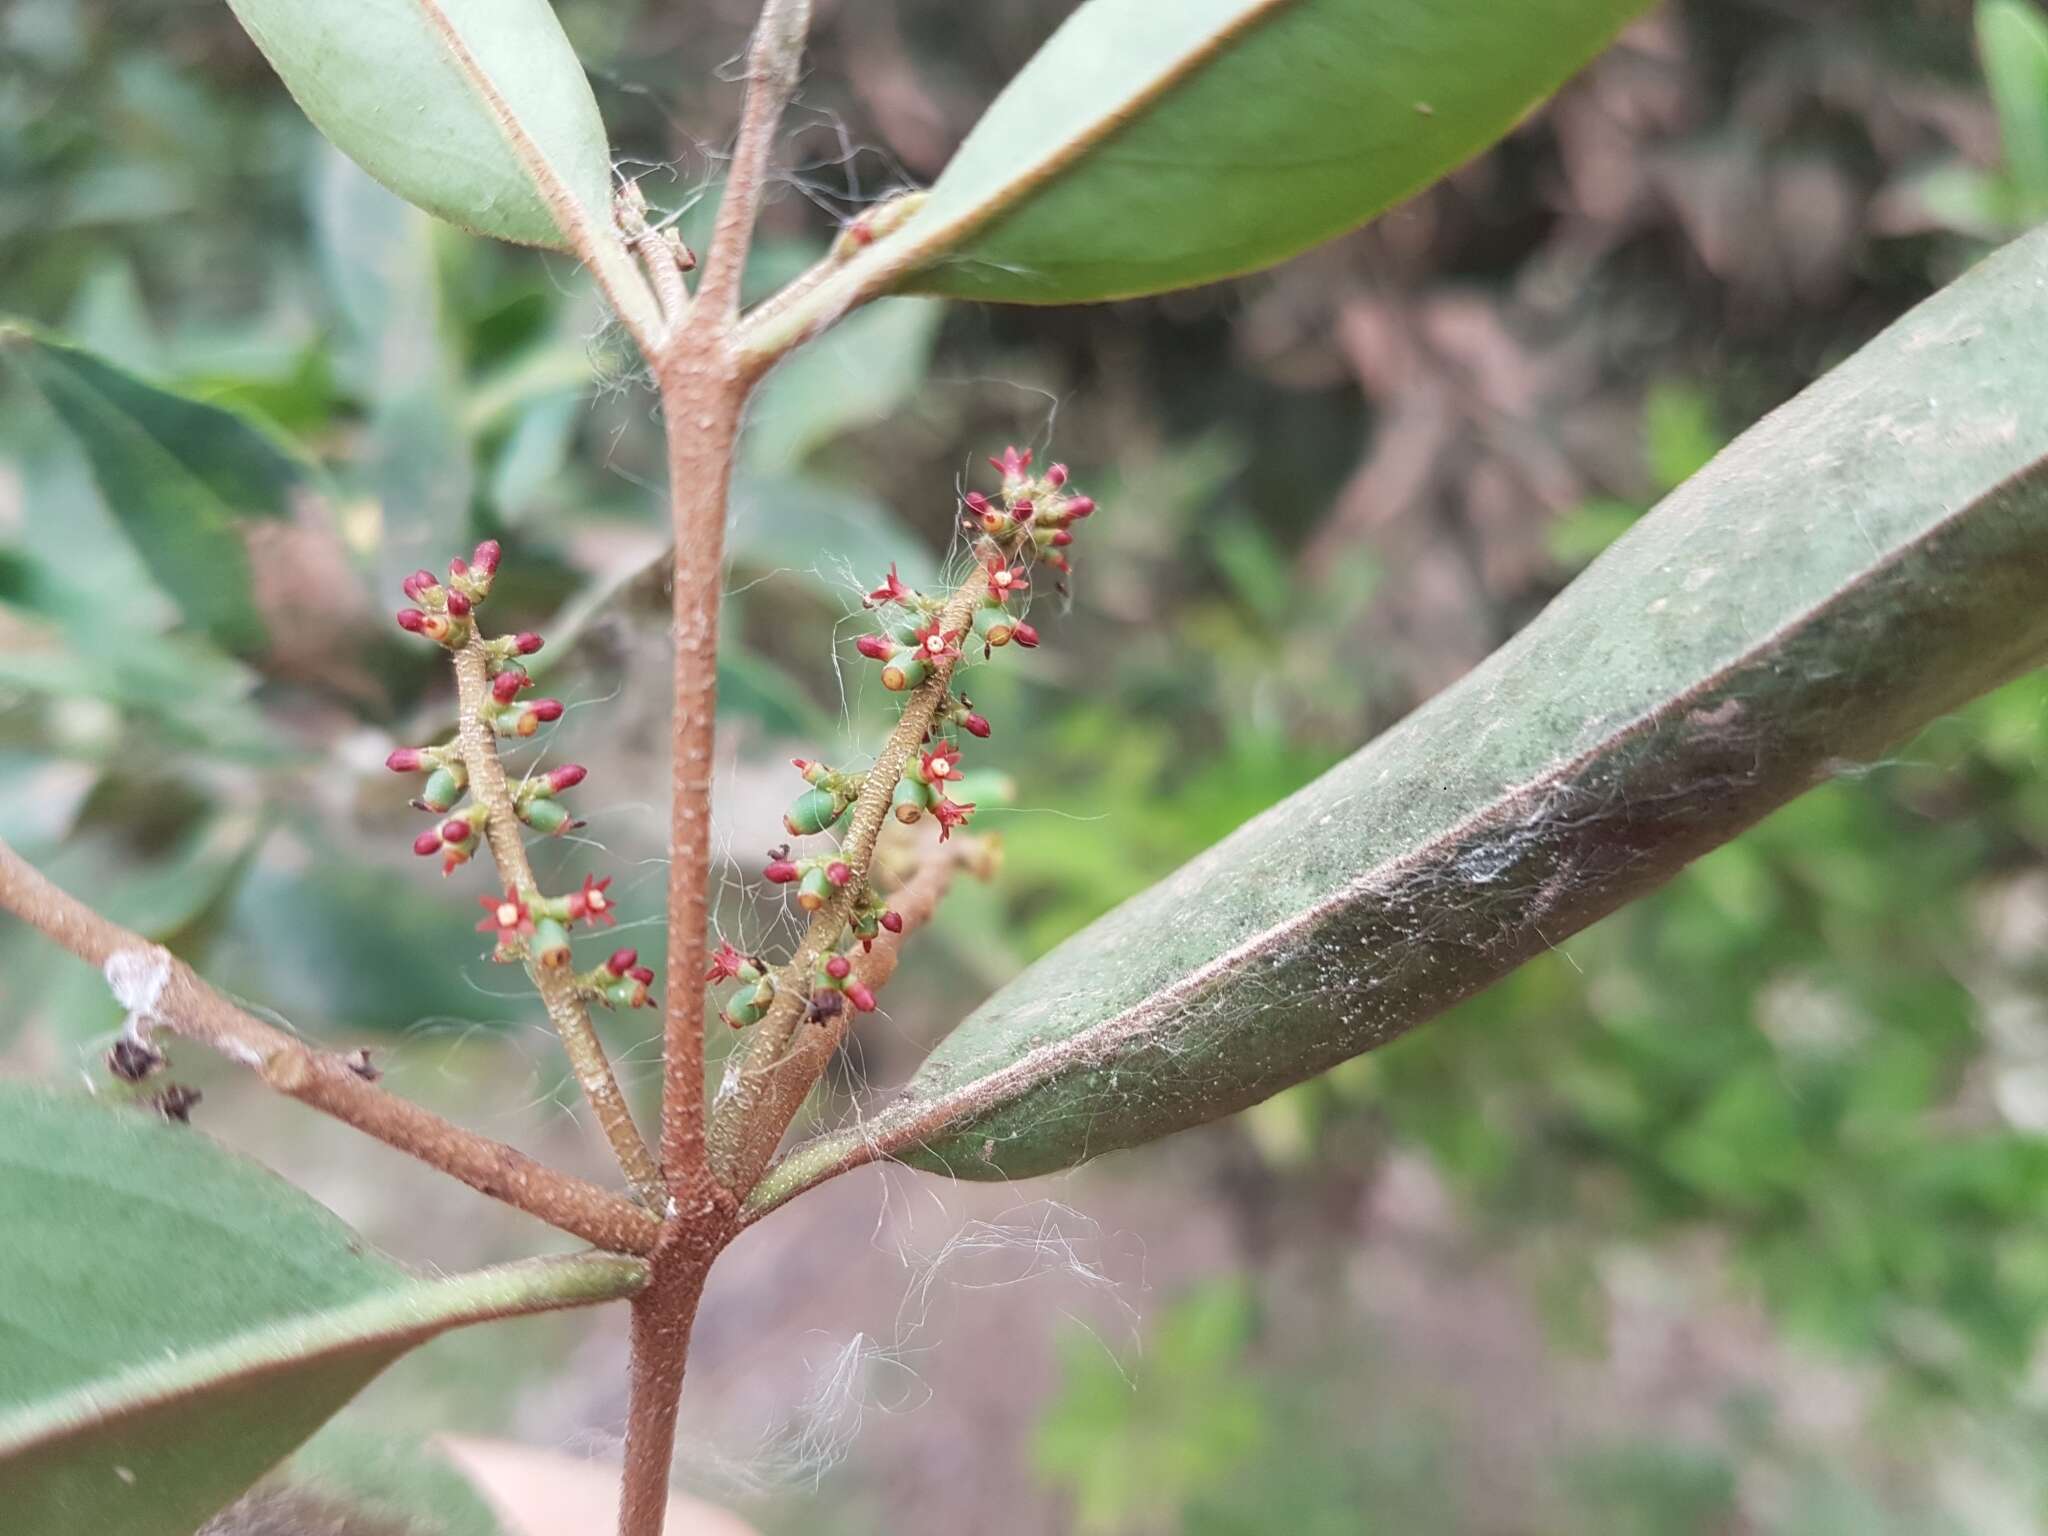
[925,634,945,654]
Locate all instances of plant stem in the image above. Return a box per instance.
[616,1249,712,1536]
[708,561,995,1197]
[452,640,667,1207]
[653,357,743,1207]
[696,0,814,324]
[0,836,661,1254]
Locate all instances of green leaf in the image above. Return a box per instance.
[248,1426,508,1536]
[2,323,306,656]
[1980,0,2048,212]
[729,477,940,592]
[877,0,1646,305]
[742,299,941,473]
[222,0,613,251]
[754,225,2048,1203]
[0,1084,643,1536]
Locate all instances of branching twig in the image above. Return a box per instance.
[728,837,991,1165]
[708,561,995,1196]
[0,836,661,1255]
[451,641,667,1206]
[651,0,813,1210]
[694,0,813,325]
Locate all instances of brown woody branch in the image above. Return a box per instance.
[0,835,660,1255]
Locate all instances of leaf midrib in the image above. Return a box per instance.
[0,1254,645,1457]
[853,447,2048,1167]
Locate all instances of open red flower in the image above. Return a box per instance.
[988,445,1032,481]
[476,889,534,943]
[920,743,963,787]
[985,560,1029,602]
[565,874,616,928]
[704,940,749,983]
[865,564,912,606]
[911,619,962,666]
[931,797,975,843]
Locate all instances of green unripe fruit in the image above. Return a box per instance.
[784,786,848,837]
[531,916,573,970]
[420,764,466,812]
[892,776,932,824]
[519,798,571,835]
[881,651,929,692]
[797,865,833,911]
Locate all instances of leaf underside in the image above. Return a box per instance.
[887,0,1650,305]
[222,0,612,250]
[761,224,2048,1201]
[3,324,305,657]
[0,1084,642,1536]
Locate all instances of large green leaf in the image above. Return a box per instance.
[2,324,305,656]
[235,1426,507,1536]
[752,225,2048,1206]
[223,0,612,251]
[747,0,1645,345]
[0,1084,644,1535]
[1980,0,2048,212]
[742,299,942,472]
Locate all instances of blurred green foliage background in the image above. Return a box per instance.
[8,0,2048,1531]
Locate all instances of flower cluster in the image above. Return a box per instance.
[389,543,653,1013]
[707,448,1099,1035]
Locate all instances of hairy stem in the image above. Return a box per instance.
[616,1250,711,1536]
[728,839,988,1179]
[453,640,665,1206]
[695,0,813,323]
[0,836,660,1254]
[708,561,994,1196]
[654,360,743,1207]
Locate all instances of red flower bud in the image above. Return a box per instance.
[386,747,424,773]
[1064,496,1095,519]
[881,909,903,933]
[1047,463,1069,487]
[439,818,472,844]
[412,829,443,856]
[825,954,851,980]
[473,539,501,575]
[515,631,544,655]
[491,670,525,703]
[1012,621,1040,649]
[448,556,469,579]
[964,492,992,516]
[1013,498,1034,523]
[764,858,800,884]
[846,981,877,1013]
[396,608,427,633]
[1051,529,1074,547]
[856,633,893,661]
[826,861,853,886]
[402,570,439,600]
[445,589,472,618]
[607,947,639,976]
[963,712,991,739]
[628,965,655,986]
[548,764,587,793]
[530,699,564,723]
